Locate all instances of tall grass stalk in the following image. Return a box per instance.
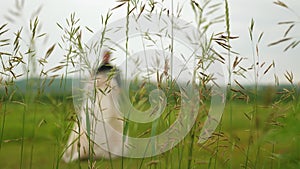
[214,0,231,169]
[120,1,131,169]
[244,19,260,169]
[20,16,39,169]
[28,16,45,169]
[223,1,234,168]
[55,13,86,169]
[0,23,9,152]
[22,18,40,167]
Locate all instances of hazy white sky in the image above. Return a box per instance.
[0,0,299,84]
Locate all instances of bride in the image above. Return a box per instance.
[62,51,128,162]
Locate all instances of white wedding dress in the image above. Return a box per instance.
[62,56,127,162]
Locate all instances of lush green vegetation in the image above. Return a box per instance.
[0,85,299,169]
[1,0,300,169]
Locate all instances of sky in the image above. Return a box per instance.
[0,0,299,85]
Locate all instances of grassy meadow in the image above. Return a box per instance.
[0,84,299,169]
[1,0,300,169]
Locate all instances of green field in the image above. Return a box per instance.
[0,93,299,169]
[1,1,300,168]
